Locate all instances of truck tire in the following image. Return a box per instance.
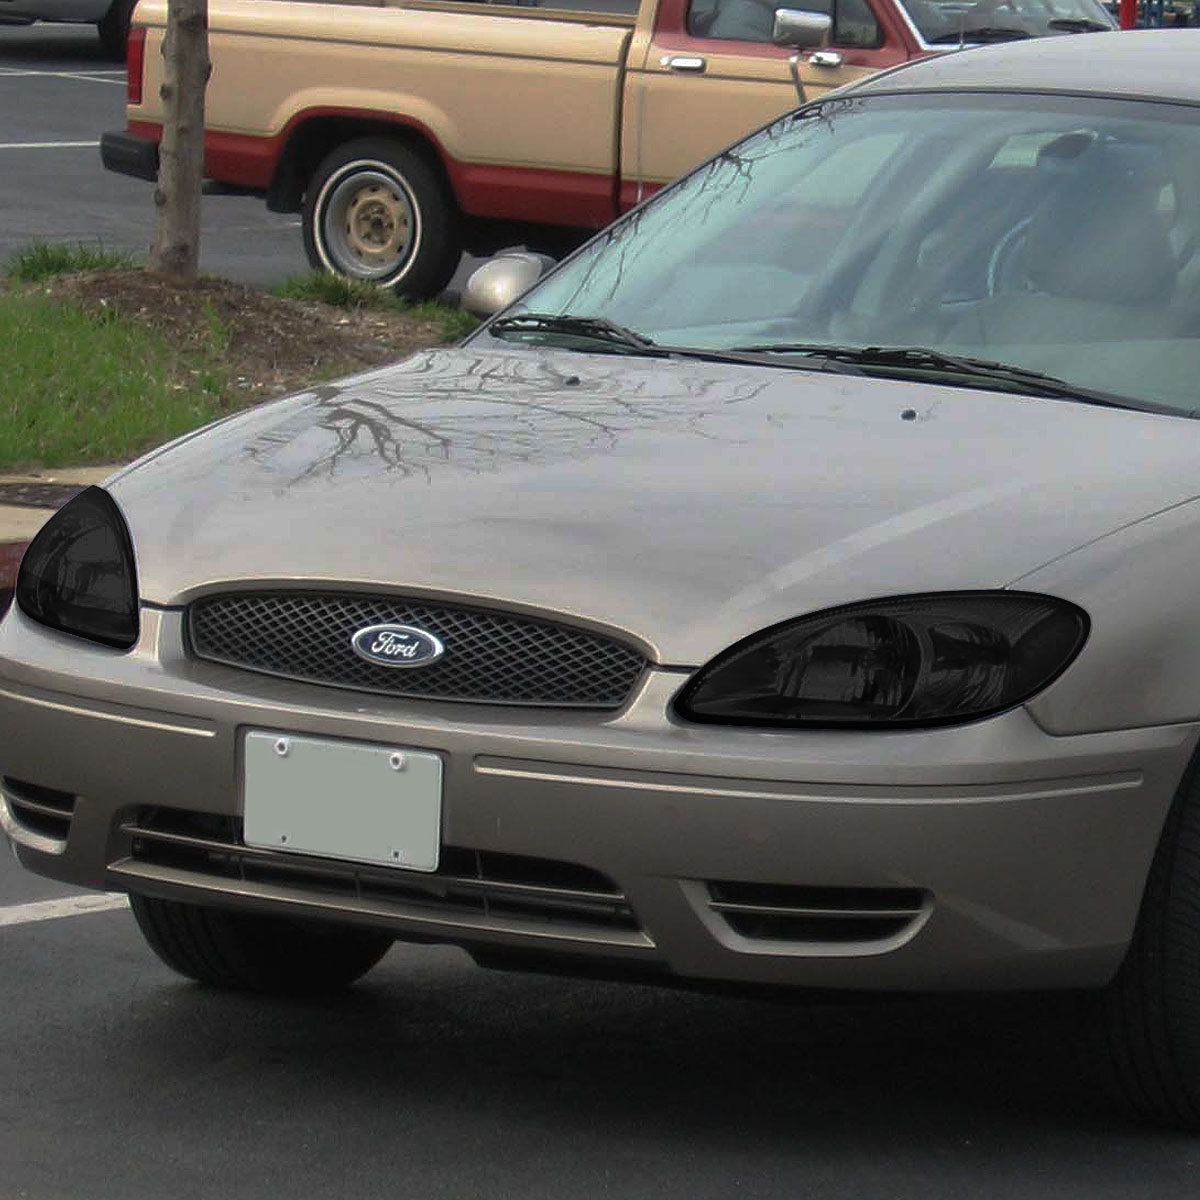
[129,894,394,994]
[303,138,462,300]
[97,0,133,61]
[1085,759,1200,1127]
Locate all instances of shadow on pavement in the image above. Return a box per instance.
[0,23,114,64]
[119,953,1137,1143]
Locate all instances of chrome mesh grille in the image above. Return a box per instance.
[187,592,646,707]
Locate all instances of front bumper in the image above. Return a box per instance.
[1,604,1195,992]
[99,130,158,183]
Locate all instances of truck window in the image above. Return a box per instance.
[687,0,883,47]
[439,0,641,10]
[483,0,642,10]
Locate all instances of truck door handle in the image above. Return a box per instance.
[661,55,707,73]
[808,50,844,67]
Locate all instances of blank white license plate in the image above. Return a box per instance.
[242,731,443,873]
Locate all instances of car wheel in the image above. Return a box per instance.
[1086,762,1200,1127]
[129,894,394,993]
[302,137,462,301]
[97,0,133,61]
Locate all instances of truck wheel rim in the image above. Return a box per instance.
[318,164,420,282]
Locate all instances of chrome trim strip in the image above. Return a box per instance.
[0,795,67,856]
[708,901,925,919]
[120,821,629,905]
[473,758,1143,806]
[0,684,217,738]
[108,860,657,950]
[680,879,935,957]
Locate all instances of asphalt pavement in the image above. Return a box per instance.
[6,833,1200,1200]
[4,19,1200,1200]
[0,23,312,284]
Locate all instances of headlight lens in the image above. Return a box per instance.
[674,592,1087,728]
[16,486,139,649]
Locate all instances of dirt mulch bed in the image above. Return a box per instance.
[0,482,85,509]
[33,268,456,403]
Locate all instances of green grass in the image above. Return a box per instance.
[0,293,226,468]
[273,270,478,341]
[403,298,479,343]
[272,270,395,310]
[201,298,233,355]
[6,241,138,283]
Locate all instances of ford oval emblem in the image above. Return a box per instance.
[351,624,445,669]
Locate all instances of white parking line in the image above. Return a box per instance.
[0,69,125,85]
[0,141,101,150]
[0,894,128,928]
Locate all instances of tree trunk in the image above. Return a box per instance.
[146,0,210,285]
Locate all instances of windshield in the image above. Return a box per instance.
[502,93,1200,416]
[898,0,1115,42]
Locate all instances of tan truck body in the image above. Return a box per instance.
[112,0,924,293]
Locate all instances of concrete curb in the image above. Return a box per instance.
[0,505,57,542]
[0,464,125,543]
[0,466,123,488]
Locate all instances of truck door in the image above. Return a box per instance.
[622,0,910,204]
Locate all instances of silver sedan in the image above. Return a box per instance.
[5,30,1200,1127]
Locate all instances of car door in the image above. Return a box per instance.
[621,0,911,205]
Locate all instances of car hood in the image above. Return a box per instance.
[110,346,1200,665]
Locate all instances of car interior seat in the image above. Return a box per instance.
[950,135,1178,348]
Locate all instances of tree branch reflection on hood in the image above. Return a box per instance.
[240,349,770,488]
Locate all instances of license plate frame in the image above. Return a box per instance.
[242,731,443,873]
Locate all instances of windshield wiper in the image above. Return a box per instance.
[928,26,1032,42]
[725,343,1183,416]
[1046,16,1112,30]
[488,313,669,356]
[486,313,869,371]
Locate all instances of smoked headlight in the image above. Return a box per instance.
[675,592,1087,728]
[16,486,139,649]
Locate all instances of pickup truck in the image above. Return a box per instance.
[101,0,1115,298]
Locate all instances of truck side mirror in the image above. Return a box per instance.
[772,9,834,47]
[462,252,556,318]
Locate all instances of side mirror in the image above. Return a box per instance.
[461,251,556,318]
[772,9,833,47]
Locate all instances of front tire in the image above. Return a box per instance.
[130,894,394,994]
[302,137,462,300]
[1086,762,1200,1126]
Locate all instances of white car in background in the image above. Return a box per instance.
[0,0,134,57]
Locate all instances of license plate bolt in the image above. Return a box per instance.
[389,752,406,771]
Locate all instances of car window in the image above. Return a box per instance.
[688,0,883,47]
[514,94,1200,415]
[897,0,1115,42]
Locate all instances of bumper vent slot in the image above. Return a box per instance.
[187,592,647,708]
[706,880,929,945]
[119,807,646,940]
[2,777,76,843]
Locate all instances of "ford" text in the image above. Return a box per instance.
[370,632,421,658]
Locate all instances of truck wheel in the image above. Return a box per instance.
[129,894,394,994]
[97,0,133,61]
[1085,761,1200,1127]
[303,138,462,300]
